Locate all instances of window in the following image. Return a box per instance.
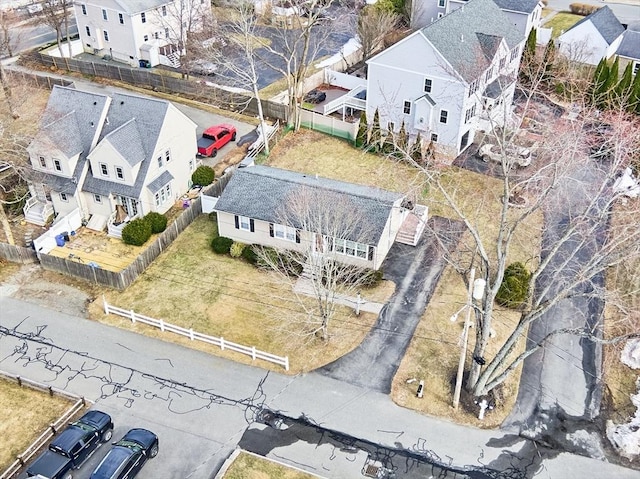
[438,0,445,6]
[273,224,297,242]
[59,193,68,202]
[157,156,162,168]
[165,27,169,38]
[468,79,479,97]
[484,67,493,83]
[439,110,448,124]
[424,78,432,93]
[85,26,91,36]
[499,56,506,70]
[100,163,108,176]
[115,167,124,180]
[430,133,438,143]
[53,159,62,171]
[141,12,146,23]
[333,238,369,259]
[103,30,109,42]
[634,61,640,75]
[403,100,411,115]
[81,4,86,15]
[239,216,251,231]
[102,9,108,20]
[189,159,194,171]
[143,35,149,42]
[39,156,46,168]
[165,150,171,163]
[154,32,159,40]
[155,184,172,206]
[162,5,167,16]
[94,194,102,203]
[510,46,519,62]
[464,104,476,123]
[118,13,124,24]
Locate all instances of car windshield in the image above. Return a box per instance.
[116,440,143,453]
[72,421,96,432]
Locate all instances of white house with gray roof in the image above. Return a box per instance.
[411,0,543,37]
[74,0,211,67]
[214,166,413,270]
[366,0,524,158]
[25,85,198,235]
[616,24,640,76]
[557,6,625,66]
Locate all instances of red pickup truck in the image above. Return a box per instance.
[197,124,237,157]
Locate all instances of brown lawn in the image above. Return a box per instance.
[223,451,316,479]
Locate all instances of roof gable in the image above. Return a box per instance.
[420,0,523,82]
[566,6,624,45]
[214,166,404,244]
[101,119,146,167]
[617,29,640,60]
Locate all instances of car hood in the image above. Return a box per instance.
[27,450,70,476]
[123,428,157,450]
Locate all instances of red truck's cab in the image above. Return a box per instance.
[197,124,237,157]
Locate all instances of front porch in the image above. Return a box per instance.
[23,197,54,226]
[395,205,429,246]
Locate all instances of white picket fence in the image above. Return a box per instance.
[103,299,289,371]
[0,371,88,479]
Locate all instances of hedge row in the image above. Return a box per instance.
[121,212,168,246]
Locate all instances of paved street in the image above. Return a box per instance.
[1,297,637,479]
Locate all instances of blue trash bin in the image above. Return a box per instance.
[55,234,65,247]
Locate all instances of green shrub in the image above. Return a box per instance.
[230,242,246,258]
[122,218,152,246]
[360,268,384,287]
[208,212,217,222]
[496,262,531,308]
[145,212,167,234]
[211,236,233,254]
[241,245,258,264]
[191,165,215,186]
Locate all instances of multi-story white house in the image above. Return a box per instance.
[411,0,543,37]
[366,0,524,158]
[74,0,212,67]
[24,85,198,237]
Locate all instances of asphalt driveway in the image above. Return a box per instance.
[317,216,464,393]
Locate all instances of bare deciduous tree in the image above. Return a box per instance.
[255,186,378,341]
[33,0,73,58]
[356,5,399,65]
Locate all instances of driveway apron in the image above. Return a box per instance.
[317,216,464,393]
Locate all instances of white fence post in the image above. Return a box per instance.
[103,295,108,315]
[189,329,194,341]
[252,346,256,360]
[130,310,136,323]
[284,356,289,371]
[220,337,224,351]
[160,319,164,332]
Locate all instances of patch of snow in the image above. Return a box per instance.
[315,38,361,69]
[566,429,606,460]
[607,377,640,461]
[613,167,640,199]
[622,338,640,369]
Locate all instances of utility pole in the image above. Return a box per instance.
[453,267,475,410]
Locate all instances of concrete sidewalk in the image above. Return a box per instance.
[292,276,385,314]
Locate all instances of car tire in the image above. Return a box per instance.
[211,148,218,158]
[102,428,113,442]
[149,444,159,458]
[231,132,236,141]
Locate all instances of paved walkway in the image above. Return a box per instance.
[293,277,384,314]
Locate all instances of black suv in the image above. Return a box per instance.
[27,410,114,479]
[90,429,159,479]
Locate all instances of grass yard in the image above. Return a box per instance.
[545,12,583,38]
[266,129,543,423]
[223,451,317,479]
[88,214,390,374]
[0,378,73,471]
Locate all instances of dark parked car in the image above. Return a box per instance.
[26,410,113,479]
[90,429,159,479]
[304,89,327,104]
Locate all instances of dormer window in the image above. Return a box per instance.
[53,159,62,171]
[100,163,108,176]
[116,167,124,180]
[39,156,46,168]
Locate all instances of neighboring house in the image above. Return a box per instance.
[615,24,640,76]
[214,166,413,270]
[74,0,211,67]
[411,0,543,37]
[366,0,524,158]
[24,85,198,237]
[557,6,625,66]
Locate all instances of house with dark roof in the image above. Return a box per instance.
[24,85,197,235]
[214,166,420,270]
[366,0,525,158]
[74,0,211,67]
[411,0,543,37]
[557,6,625,66]
[615,24,640,76]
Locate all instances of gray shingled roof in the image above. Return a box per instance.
[31,86,110,193]
[492,0,541,14]
[617,28,640,60]
[214,166,404,245]
[102,119,146,167]
[421,0,524,82]
[566,6,624,45]
[82,92,170,199]
[24,170,79,196]
[113,0,171,15]
[147,170,174,193]
[484,75,514,98]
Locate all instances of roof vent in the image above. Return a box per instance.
[120,101,124,105]
[90,121,94,127]
[93,101,97,105]
[105,117,109,125]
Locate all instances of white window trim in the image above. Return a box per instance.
[239,215,251,231]
[115,166,124,180]
[38,156,46,168]
[118,13,124,24]
[430,133,438,143]
[99,163,108,176]
[424,78,432,93]
[438,0,446,7]
[403,100,411,115]
[94,194,102,203]
[53,159,62,171]
[333,238,369,259]
[81,4,87,15]
[439,109,448,124]
[59,193,68,202]
[103,30,109,42]
[141,12,146,23]
[274,224,297,242]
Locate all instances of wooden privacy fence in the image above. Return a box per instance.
[0,371,88,479]
[0,243,38,264]
[24,53,288,121]
[103,299,289,371]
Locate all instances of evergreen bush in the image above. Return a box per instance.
[191,165,215,186]
[496,262,531,308]
[122,218,152,246]
[241,245,258,264]
[211,236,233,254]
[145,212,167,234]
